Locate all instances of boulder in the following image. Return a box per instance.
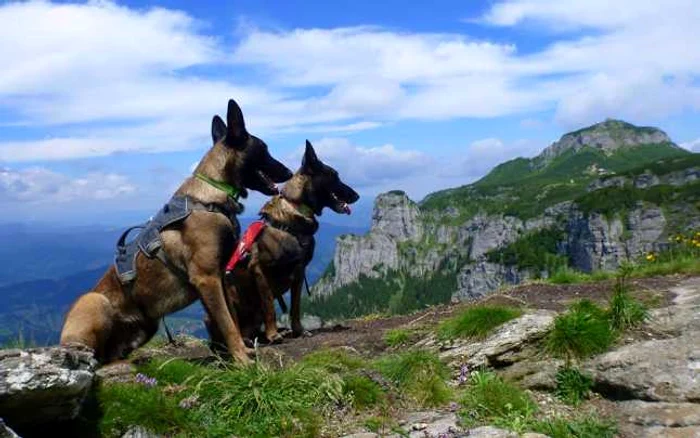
[617,400,700,438]
[586,331,700,402]
[438,311,555,368]
[463,426,518,437]
[0,346,96,427]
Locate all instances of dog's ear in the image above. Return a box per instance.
[211,115,226,145]
[225,99,249,149]
[302,140,321,173]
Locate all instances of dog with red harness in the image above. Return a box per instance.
[208,140,359,349]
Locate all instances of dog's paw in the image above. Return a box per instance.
[292,329,313,338]
[267,332,284,344]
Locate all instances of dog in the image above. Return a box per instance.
[207,140,359,349]
[60,99,292,364]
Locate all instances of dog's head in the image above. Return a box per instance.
[207,99,292,197]
[284,140,360,216]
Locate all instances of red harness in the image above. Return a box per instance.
[225,220,266,273]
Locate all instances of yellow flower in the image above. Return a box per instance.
[646,253,657,262]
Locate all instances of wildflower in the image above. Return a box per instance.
[646,252,657,262]
[135,373,157,387]
[458,364,469,384]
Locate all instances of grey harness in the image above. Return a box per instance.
[114,195,242,284]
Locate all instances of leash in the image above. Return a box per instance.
[162,317,175,344]
[304,272,312,297]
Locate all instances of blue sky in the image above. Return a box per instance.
[1,0,699,227]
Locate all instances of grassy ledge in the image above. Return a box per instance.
[437,305,523,341]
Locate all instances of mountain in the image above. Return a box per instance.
[307,119,700,320]
[0,220,365,345]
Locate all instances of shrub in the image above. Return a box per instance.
[459,371,536,427]
[437,305,523,341]
[301,348,367,374]
[607,286,648,331]
[374,350,452,407]
[530,415,617,438]
[546,300,615,364]
[343,375,385,409]
[554,367,593,406]
[384,328,412,347]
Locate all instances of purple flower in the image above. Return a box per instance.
[135,373,157,387]
[458,364,469,384]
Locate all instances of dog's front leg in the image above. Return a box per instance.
[252,265,283,344]
[192,272,252,364]
[290,267,308,338]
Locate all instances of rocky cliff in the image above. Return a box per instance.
[311,120,700,311]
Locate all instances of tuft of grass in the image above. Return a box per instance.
[301,348,367,374]
[437,305,523,341]
[97,382,193,437]
[554,367,593,406]
[530,415,617,438]
[343,375,385,410]
[384,328,412,347]
[607,286,648,332]
[545,300,615,364]
[374,350,452,407]
[459,371,537,428]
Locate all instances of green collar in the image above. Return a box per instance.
[194,173,240,201]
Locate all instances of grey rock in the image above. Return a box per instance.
[463,426,518,437]
[499,359,562,391]
[121,426,162,438]
[454,261,530,301]
[0,345,96,426]
[539,119,673,164]
[618,400,700,427]
[0,419,20,438]
[398,411,462,438]
[439,311,555,368]
[339,434,379,438]
[585,330,700,402]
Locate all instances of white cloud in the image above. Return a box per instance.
[680,138,700,152]
[0,167,135,204]
[292,138,429,188]
[0,0,699,163]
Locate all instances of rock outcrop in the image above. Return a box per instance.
[539,119,674,163]
[0,345,96,428]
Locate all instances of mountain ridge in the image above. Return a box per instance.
[309,119,700,320]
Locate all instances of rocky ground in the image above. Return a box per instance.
[1,274,698,437]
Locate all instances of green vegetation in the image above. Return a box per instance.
[305,267,457,321]
[608,266,648,331]
[301,347,367,373]
[436,305,522,341]
[607,153,700,179]
[548,267,613,284]
[554,367,593,406]
[575,182,700,219]
[459,370,615,437]
[459,371,536,428]
[530,416,617,438]
[374,350,452,407]
[420,142,688,221]
[343,375,385,410]
[545,300,615,364]
[486,228,567,272]
[384,328,413,347]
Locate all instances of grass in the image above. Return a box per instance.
[97,358,344,438]
[437,305,523,341]
[545,300,616,364]
[530,415,617,438]
[458,371,616,437]
[554,367,593,406]
[343,375,386,410]
[374,350,452,407]
[607,269,649,331]
[301,347,367,374]
[384,328,413,347]
[458,371,537,428]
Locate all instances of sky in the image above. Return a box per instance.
[1,0,699,227]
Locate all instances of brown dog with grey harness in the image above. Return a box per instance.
[60,99,292,364]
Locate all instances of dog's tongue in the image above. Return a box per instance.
[343,203,352,215]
